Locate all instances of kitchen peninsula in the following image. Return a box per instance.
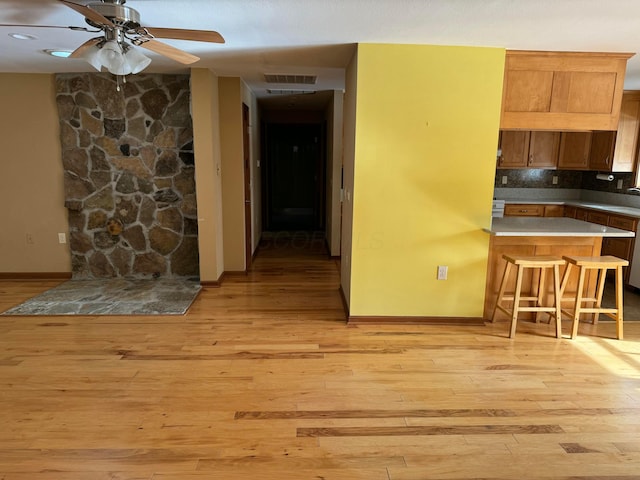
[483,217,634,321]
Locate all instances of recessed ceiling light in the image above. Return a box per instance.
[45,49,72,58]
[9,33,38,41]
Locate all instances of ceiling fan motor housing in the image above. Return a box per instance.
[86,1,141,30]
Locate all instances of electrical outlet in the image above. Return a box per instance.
[501,176,508,185]
[552,176,558,185]
[617,179,623,190]
[58,233,66,244]
[437,265,448,280]
[25,233,34,245]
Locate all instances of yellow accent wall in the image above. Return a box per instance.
[348,44,505,318]
[191,68,225,282]
[0,74,71,274]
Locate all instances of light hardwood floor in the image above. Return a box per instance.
[1,233,640,479]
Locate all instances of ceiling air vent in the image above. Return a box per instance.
[264,73,317,85]
[267,89,316,95]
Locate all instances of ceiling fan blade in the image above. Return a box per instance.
[144,27,225,44]
[69,37,101,58]
[58,0,114,28]
[0,24,71,29]
[138,39,200,65]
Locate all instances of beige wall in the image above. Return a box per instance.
[218,77,247,271]
[191,68,225,282]
[340,52,358,305]
[0,74,71,274]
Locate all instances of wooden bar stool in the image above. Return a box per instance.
[559,255,628,340]
[491,254,564,338]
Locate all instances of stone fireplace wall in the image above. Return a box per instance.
[55,73,199,279]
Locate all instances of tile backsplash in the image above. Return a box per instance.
[495,169,637,195]
[494,168,640,210]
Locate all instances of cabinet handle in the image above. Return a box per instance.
[606,156,610,165]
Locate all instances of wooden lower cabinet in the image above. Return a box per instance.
[544,205,564,217]
[484,235,603,322]
[504,204,564,217]
[586,210,608,226]
[504,204,544,216]
[563,206,637,283]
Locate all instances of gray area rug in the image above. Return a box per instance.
[1,278,201,316]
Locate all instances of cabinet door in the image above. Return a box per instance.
[611,92,640,172]
[608,214,638,232]
[528,131,560,168]
[602,237,633,261]
[575,208,589,221]
[586,210,608,226]
[501,51,631,131]
[563,205,577,218]
[498,131,530,168]
[589,131,616,171]
[544,205,564,217]
[558,132,592,169]
[504,204,544,216]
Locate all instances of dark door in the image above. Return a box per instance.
[263,123,325,231]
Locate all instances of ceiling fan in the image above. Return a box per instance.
[2,0,225,75]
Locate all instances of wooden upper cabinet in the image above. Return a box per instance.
[610,91,640,172]
[528,131,560,168]
[558,132,592,169]
[497,130,530,168]
[498,130,559,168]
[589,131,616,171]
[501,51,633,131]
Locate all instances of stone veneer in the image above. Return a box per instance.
[55,73,199,279]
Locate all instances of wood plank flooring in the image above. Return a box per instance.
[1,232,640,479]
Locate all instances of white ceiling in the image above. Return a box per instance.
[3,0,640,106]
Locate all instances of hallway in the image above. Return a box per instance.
[0,238,640,478]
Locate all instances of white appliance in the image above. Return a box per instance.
[492,199,505,218]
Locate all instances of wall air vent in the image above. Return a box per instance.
[264,74,317,85]
[266,89,316,95]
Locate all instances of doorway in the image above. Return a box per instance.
[243,104,252,270]
[262,123,326,231]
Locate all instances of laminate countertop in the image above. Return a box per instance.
[485,217,635,237]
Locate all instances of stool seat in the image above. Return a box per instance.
[491,254,564,338]
[559,255,628,340]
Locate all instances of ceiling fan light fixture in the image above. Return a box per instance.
[97,39,131,75]
[123,45,151,74]
[77,42,104,71]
